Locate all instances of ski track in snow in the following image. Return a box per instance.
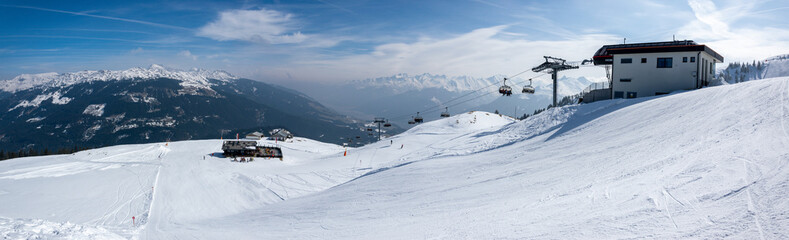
[1,77,789,239]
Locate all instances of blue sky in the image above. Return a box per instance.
[1,0,788,83]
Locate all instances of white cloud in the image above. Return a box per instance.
[269,25,616,82]
[198,9,308,44]
[178,50,197,60]
[130,47,143,54]
[430,96,443,108]
[679,0,789,62]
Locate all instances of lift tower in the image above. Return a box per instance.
[373,117,386,140]
[531,56,579,106]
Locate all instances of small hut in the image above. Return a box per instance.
[245,131,264,140]
[268,128,293,141]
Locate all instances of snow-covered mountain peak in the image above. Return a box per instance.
[349,73,598,95]
[0,65,239,93]
[352,73,503,93]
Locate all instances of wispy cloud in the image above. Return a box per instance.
[198,9,305,43]
[31,28,157,35]
[130,47,144,54]
[680,0,789,62]
[470,0,505,9]
[178,50,197,60]
[262,25,616,82]
[0,5,191,31]
[315,0,355,14]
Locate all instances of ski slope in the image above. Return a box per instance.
[1,77,788,239]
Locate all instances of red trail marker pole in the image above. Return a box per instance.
[132,216,135,226]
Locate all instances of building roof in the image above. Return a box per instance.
[593,40,723,65]
[246,131,264,137]
[222,140,258,151]
[269,128,293,138]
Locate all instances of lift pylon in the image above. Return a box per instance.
[531,56,579,106]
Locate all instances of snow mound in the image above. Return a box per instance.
[405,111,515,134]
[0,64,238,93]
[7,91,72,111]
[82,104,106,117]
[0,217,123,240]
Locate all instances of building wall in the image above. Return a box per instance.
[611,51,720,98]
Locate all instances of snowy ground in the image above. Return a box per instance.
[1,77,788,239]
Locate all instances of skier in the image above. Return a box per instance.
[400,144,403,149]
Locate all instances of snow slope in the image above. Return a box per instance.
[1,77,788,239]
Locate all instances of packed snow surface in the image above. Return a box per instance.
[1,77,788,239]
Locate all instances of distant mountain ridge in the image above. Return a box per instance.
[0,64,236,93]
[0,65,382,153]
[298,73,596,123]
[351,73,500,93]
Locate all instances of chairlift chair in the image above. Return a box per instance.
[414,112,424,123]
[499,78,513,96]
[384,120,392,127]
[366,127,372,131]
[440,107,450,118]
[522,78,535,94]
[408,119,416,124]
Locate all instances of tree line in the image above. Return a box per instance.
[719,60,767,83]
[0,145,94,161]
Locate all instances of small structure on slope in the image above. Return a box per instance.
[222,140,283,160]
[245,131,265,140]
[268,128,293,141]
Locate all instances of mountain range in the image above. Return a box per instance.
[295,73,596,123]
[0,65,385,153]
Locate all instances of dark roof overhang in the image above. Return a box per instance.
[593,40,724,65]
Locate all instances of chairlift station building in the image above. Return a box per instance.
[592,40,724,99]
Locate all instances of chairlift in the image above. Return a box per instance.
[414,112,424,123]
[355,136,361,139]
[499,78,513,96]
[366,127,372,131]
[522,78,535,94]
[384,120,392,127]
[440,107,450,118]
[408,119,416,124]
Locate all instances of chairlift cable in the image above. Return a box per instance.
[387,70,547,122]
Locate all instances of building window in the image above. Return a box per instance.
[683,57,688,62]
[641,58,647,63]
[627,92,637,98]
[657,57,673,68]
[690,57,696,62]
[619,78,631,82]
[614,91,624,99]
[621,58,632,64]
[710,62,714,74]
